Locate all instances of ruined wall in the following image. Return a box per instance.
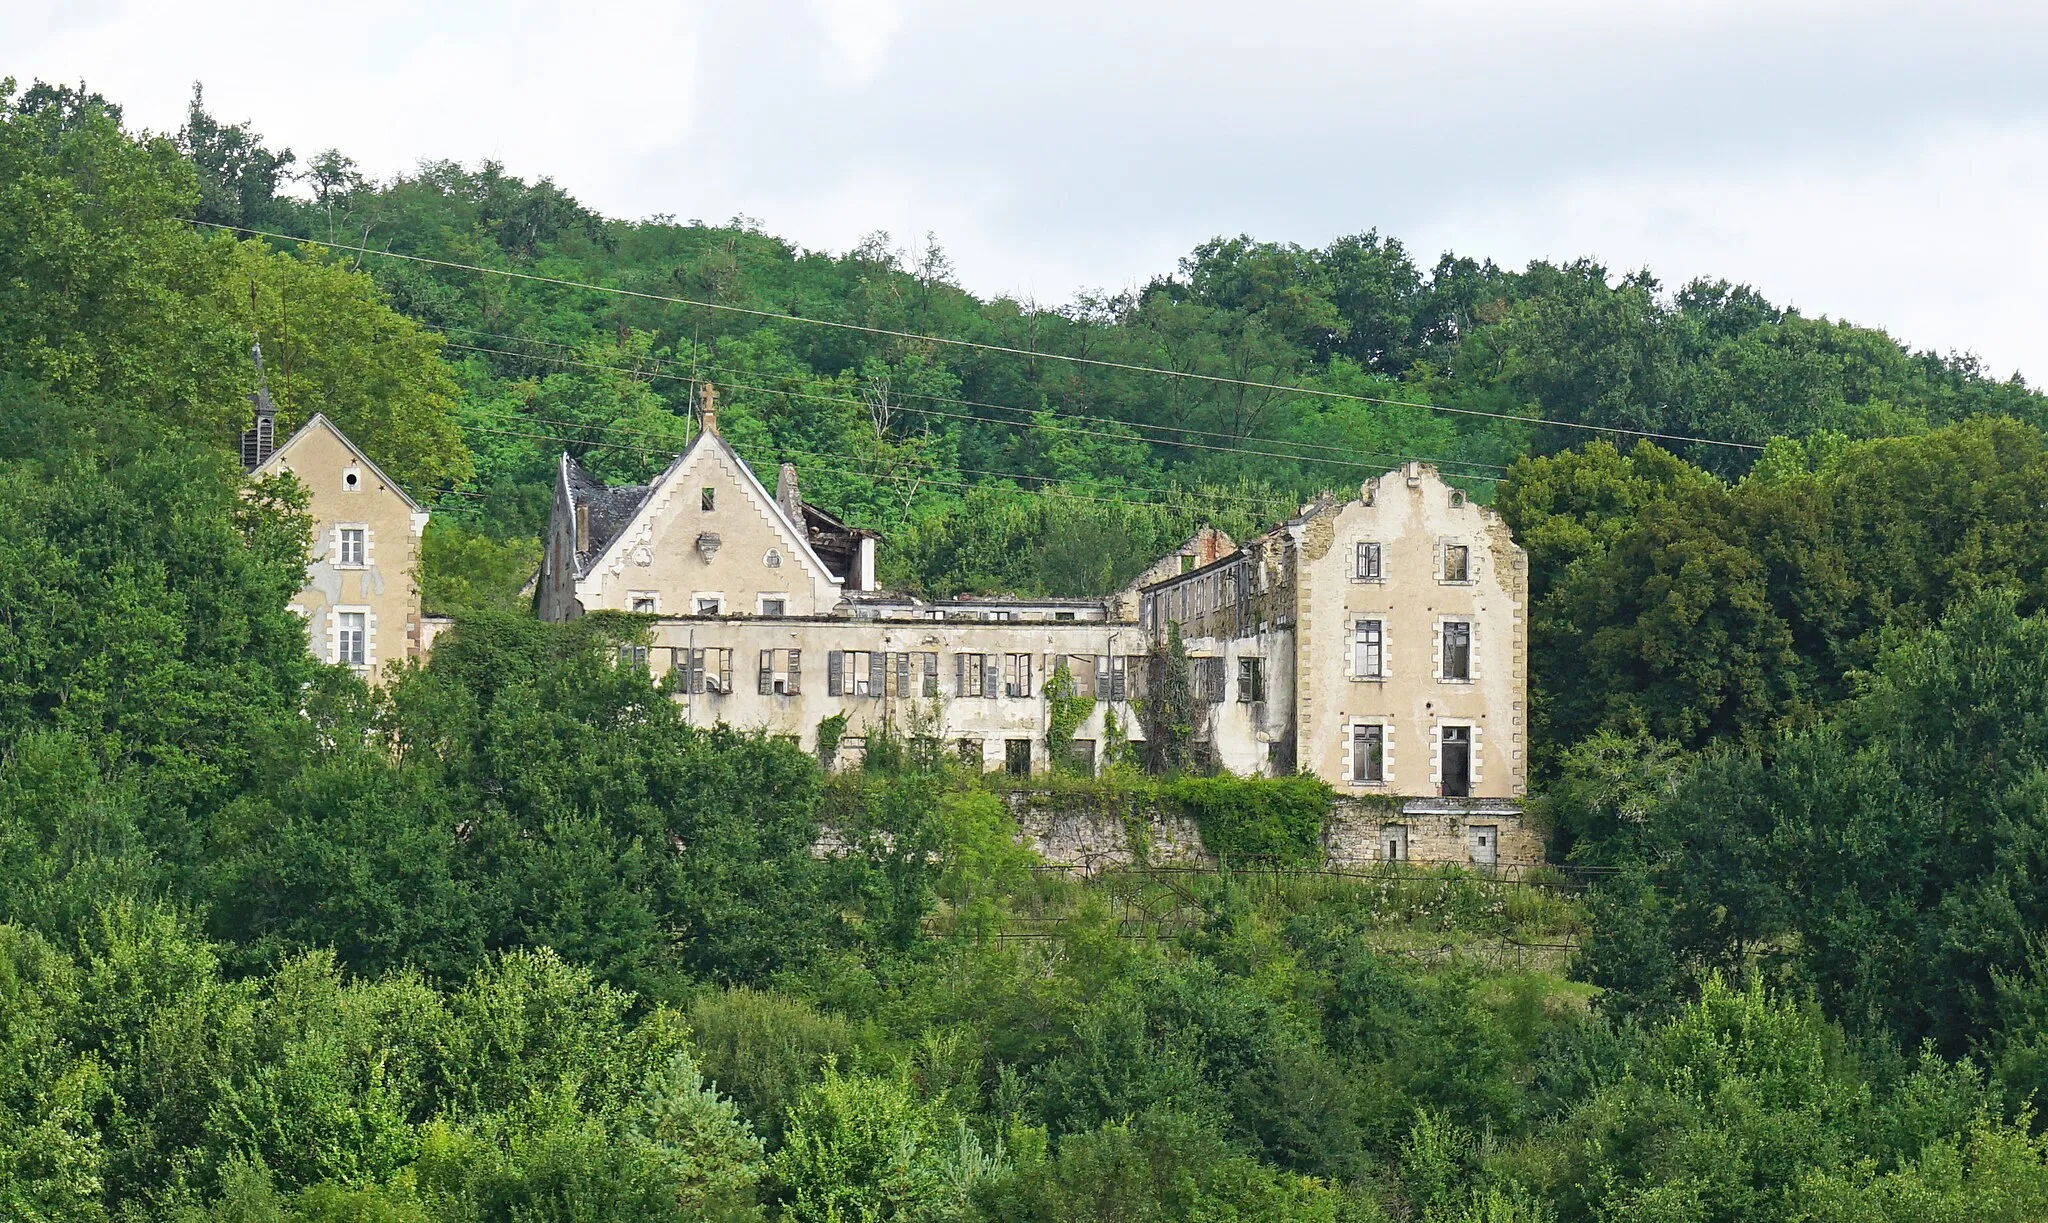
[994,790,1543,873]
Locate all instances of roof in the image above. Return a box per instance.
[564,429,847,588]
[561,453,657,573]
[254,413,424,513]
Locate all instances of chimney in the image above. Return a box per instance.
[240,341,279,471]
[699,382,719,438]
[776,461,803,525]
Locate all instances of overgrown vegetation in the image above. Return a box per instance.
[9,76,2048,1221]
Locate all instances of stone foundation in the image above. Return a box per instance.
[996,789,1542,874]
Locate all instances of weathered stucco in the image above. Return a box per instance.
[254,415,426,684]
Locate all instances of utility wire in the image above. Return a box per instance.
[458,421,1299,516]
[440,340,1506,485]
[436,322,1514,475]
[194,220,1764,452]
[460,405,1306,510]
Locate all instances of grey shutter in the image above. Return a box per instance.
[984,657,999,699]
[895,652,909,697]
[956,653,967,696]
[923,653,939,696]
[719,651,733,694]
[1110,657,1127,702]
[870,651,884,698]
[691,648,707,694]
[758,650,774,695]
[827,650,844,696]
[788,649,801,694]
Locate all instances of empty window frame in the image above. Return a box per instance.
[1441,725,1472,797]
[1441,621,1472,681]
[758,648,802,695]
[338,526,366,567]
[617,643,651,669]
[337,611,367,667]
[1005,738,1032,776]
[1350,723,1385,783]
[1236,657,1264,703]
[957,652,999,698]
[1004,653,1034,698]
[827,650,882,696]
[700,486,716,511]
[1353,619,1385,679]
[760,596,787,617]
[956,737,984,768]
[681,647,735,693]
[1193,656,1226,705]
[631,595,658,614]
[1068,738,1097,774]
[1355,541,1382,581]
[1443,544,1470,583]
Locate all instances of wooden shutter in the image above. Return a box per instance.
[827,651,844,696]
[895,652,909,697]
[691,648,707,694]
[788,649,802,694]
[923,653,939,696]
[758,650,774,695]
[984,657,999,699]
[719,650,733,694]
[869,651,884,698]
[956,653,967,696]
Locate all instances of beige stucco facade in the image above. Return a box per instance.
[532,425,1534,866]
[1138,463,1528,806]
[251,414,429,684]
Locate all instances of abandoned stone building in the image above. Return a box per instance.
[240,352,431,684]
[535,396,1532,866]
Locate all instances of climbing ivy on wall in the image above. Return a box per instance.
[1164,775,1332,864]
[1044,661,1096,772]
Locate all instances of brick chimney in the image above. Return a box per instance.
[776,461,803,525]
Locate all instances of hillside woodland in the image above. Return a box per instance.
[8,79,2048,1221]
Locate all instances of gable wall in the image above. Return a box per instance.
[574,441,841,616]
[1292,471,1527,798]
[264,422,425,684]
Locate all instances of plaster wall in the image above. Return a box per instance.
[261,419,425,684]
[636,616,1150,770]
[1293,471,1528,799]
[576,441,842,616]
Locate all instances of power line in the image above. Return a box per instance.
[460,405,1304,510]
[436,323,1514,475]
[193,220,1764,453]
[439,339,1507,485]
[457,421,1299,517]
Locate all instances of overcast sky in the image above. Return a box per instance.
[12,0,2048,381]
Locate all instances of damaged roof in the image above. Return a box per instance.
[563,453,656,574]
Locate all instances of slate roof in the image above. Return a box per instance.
[563,454,655,573]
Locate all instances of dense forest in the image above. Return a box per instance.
[9,78,2048,1221]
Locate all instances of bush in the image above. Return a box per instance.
[1165,775,1331,864]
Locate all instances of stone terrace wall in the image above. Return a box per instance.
[1000,789,1543,874]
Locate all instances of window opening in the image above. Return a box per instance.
[1442,621,1471,681]
[1352,724,1384,782]
[1441,726,1472,797]
[1353,619,1384,678]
